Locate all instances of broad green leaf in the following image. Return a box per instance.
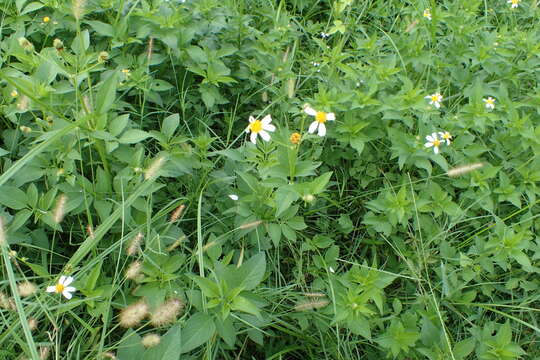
[237,253,266,291]
[162,114,179,138]
[0,186,28,210]
[180,312,216,353]
[117,329,144,360]
[118,129,151,144]
[95,71,118,115]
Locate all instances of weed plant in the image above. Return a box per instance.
[0,0,539,359]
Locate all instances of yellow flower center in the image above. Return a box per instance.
[11,90,18,97]
[433,139,441,147]
[431,95,439,102]
[486,98,494,104]
[55,283,65,293]
[290,132,301,144]
[249,120,263,133]
[511,0,519,4]
[423,10,430,17]
[43,16,50,23]
[442,133,451,140]
[315,112,327,123]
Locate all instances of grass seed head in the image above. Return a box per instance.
[72,0,86,21]
[447,162,485,177]
[125,261,143,280]
[119,300,149,328]
[127,232,144,256]
[239,220,263,230]
[144,156,166,180]
[39,346,50,360]
[294,299,330,311]
[53,194,68,224]
[28,318,38,331]
[17,281,37,297]
[169,204,185,222]
[141,333,161,348]
[150,298,184,327]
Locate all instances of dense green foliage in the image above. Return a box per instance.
[1,0,540,358]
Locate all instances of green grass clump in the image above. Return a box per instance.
[1,0,539,358]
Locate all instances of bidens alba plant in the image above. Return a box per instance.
[246,115,275,144]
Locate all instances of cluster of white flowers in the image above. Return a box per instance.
[425,131,452,154]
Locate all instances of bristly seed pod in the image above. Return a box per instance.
[447,162,485,177]
[144,156,166,180]
[150,298,184,327]
[119,300,149,328]
[169,204,185,223]
[53,194,68,224]
[239,220,263,230]
[125,261,142,280]
[141,333,161,348]
[294,299,330,311]
[126,232,144,256]
[17,282,37,297]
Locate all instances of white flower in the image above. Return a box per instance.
[245,115,275,144]
[438,131,452,145]
[425,92,443,108]
[321,32,330,39]
[304,106,335,137]
[508,0,520,8]
[46,276,76,299]
[483,97,496,110]
[424,132,442,154]
[423,9,432,20]
[228,194,239,201]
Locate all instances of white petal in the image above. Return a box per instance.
[62,290,73,299]
[248,116,255,123]
[424,95,431,99]
[259,130,271,141]
[434,102,441,108]
[64,286,76,293]
[245,126,250,133]
[261,114,272,125]
[308,121,318,134]
[250,132,258,144]
[425,142,433,148]
[304,106,317,116]
[263,124,276,132]
[228,194,239,201]
[431,132,438,139]
[425,135,434,142]
[326,113,335,121]
[46,286,56,293]
[63,276,74,286]
[433,146,439,154]
[59,275,66,285]
[317,122,326,137]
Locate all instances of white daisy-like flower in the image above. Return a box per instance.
[423,9,432,20]
[304,106,335,137]
[425,132,442,154]
[425,92,443,108]
[483,97,496,110]
[228,194,239,201]
[245,115,275,144]
[438,131,452,145]
[46,276,76,299]
[508,0,520,8]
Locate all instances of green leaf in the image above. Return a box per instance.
[0,186,28,210]
[109,114,129,136]
[180,313,216,353]
[86,20,115,37]
[21,2,43,15]
[118,129,151,144]
[95,71,118,115]
[275,187,299,217]
[143,325,181,360]
[236,253,266,291]
[162,114,179,138]
[231,295,261,318]
[117,329,144,360]
[267,223,281,247]
[189,275,220,298]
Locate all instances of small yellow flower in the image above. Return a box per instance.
[423,9,432,20]
[43,16,50,23]
[304,106,335,137]
[438,131,452,145]
[121,68,130,75]
[483,97,496,110]
[10,90,18,98]
[46,276,76,299]
[245,115,275,144]
[508,0,520,8]
[290,132,301,144]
